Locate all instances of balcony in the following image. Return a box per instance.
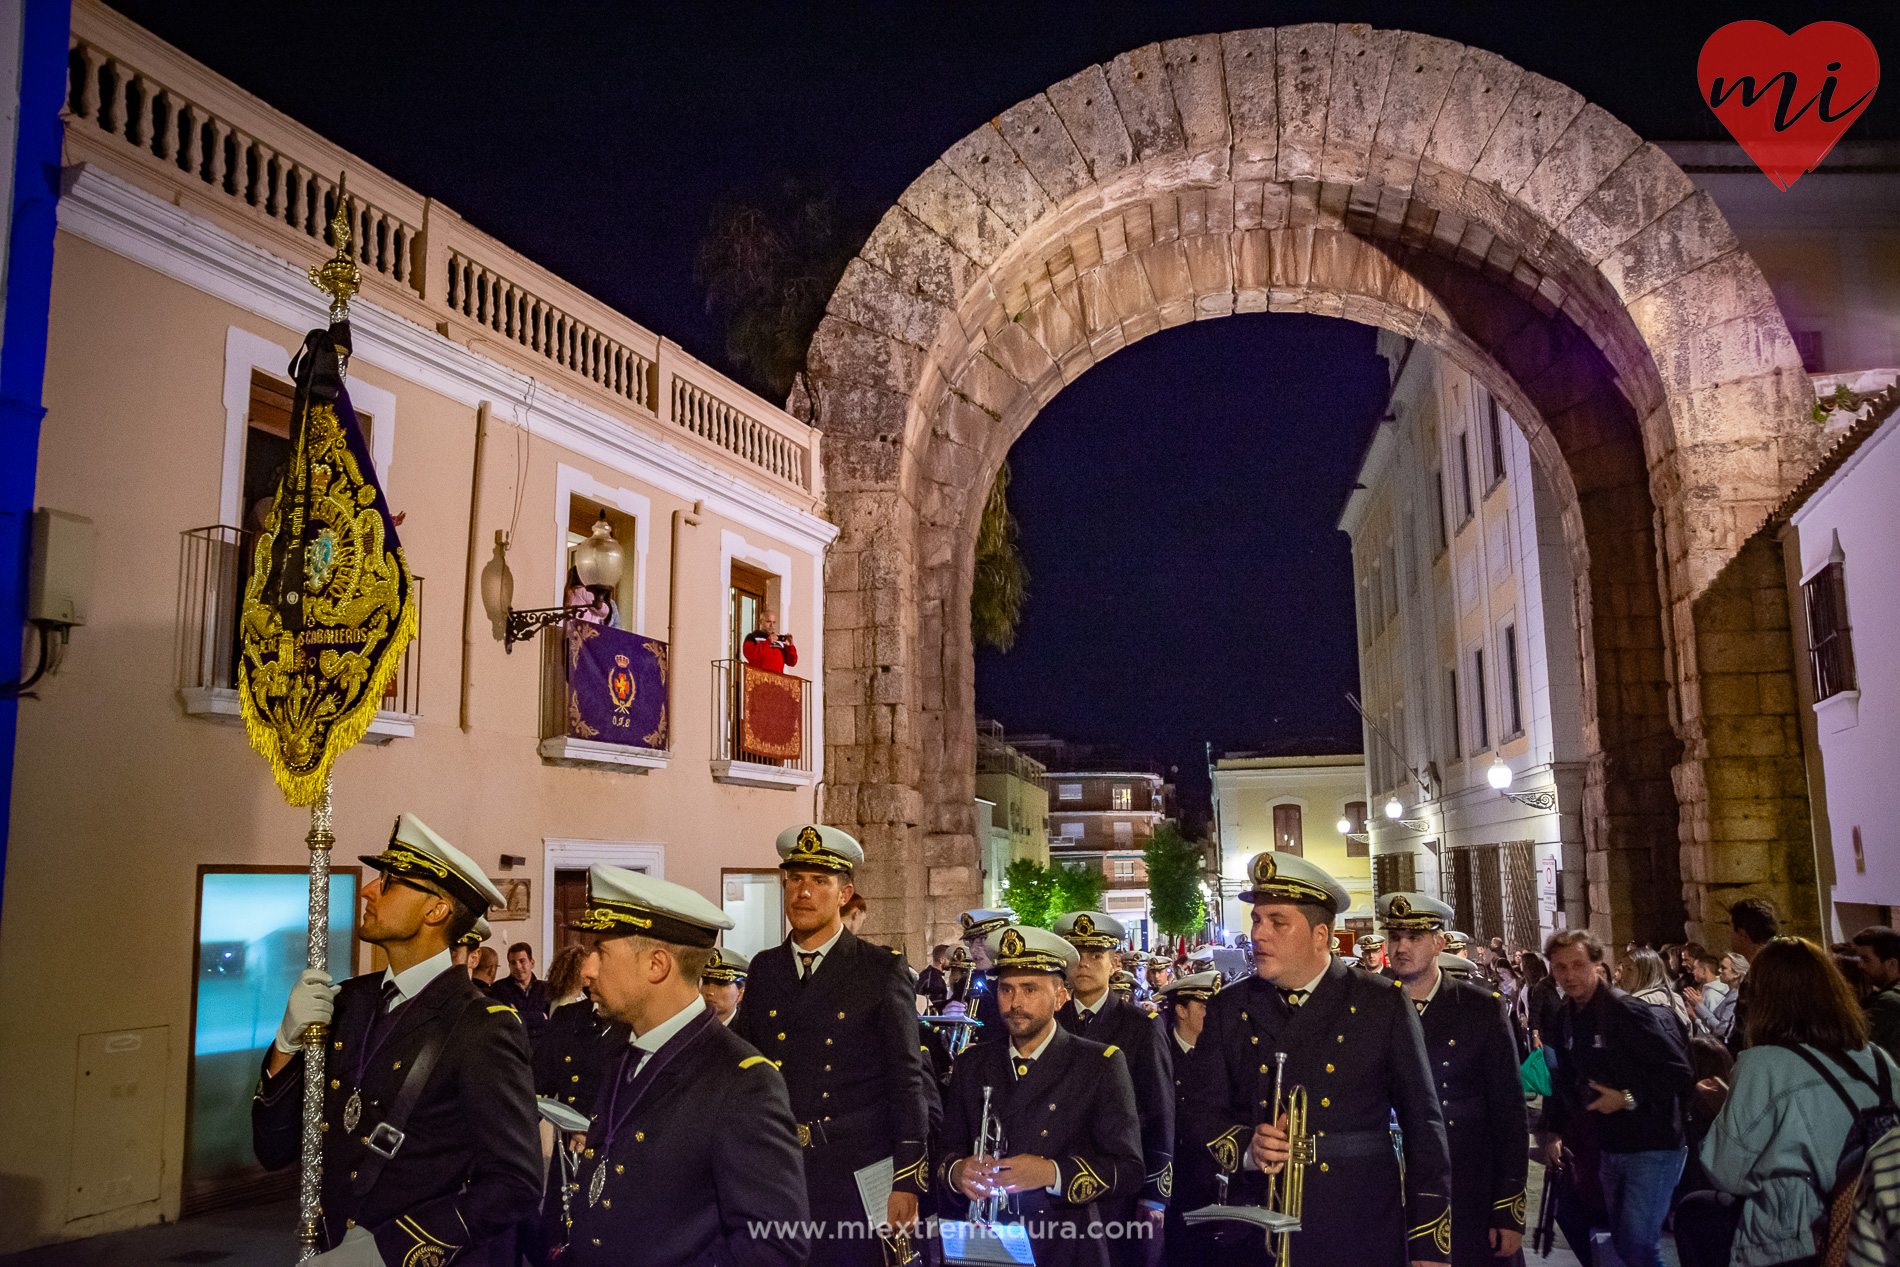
[538,622,670,772]
[711,659,812,790]
[177,526,420,740]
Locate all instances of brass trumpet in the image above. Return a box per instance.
[1183,1050,1313,1264]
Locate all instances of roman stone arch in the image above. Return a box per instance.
[804,25,1826,954]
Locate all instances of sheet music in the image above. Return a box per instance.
[939,1220,1036,1264]
[854,1156,894,1227]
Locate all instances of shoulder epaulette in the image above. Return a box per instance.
[1492,991,1502,999]
[487,1003,520,1019]
[1103,1044,1121,1057]
[739,1055,772,1070]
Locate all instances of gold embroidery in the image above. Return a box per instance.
[1157,1162,1173,1198]
[739,1055,772,1070]
[1207,1126,1243,1174]
[1064,1159,1107,1204]
[1497,1190,1528,1226]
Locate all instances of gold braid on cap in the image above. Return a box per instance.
[574,899,654,934]
[700,962,747,984]
[374,845,451,880]
[992,927,1067,973]
[782,825,851,873]
[1061,912,1119,950]
[1379,894,1445,932]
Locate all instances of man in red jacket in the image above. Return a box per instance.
[741,608,797,674]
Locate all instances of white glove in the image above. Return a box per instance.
[306,1225,384,1265]
[274,968,336,1054]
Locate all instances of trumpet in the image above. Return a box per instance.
[972,1083,1010,1223]
[1182,1050,1313,1264]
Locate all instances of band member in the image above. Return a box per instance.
[1444,930,1471,958]
[1379,893,1528,1266]
[451,916,491,979]
[1055,910,1174,1263]
[1357,932,1387,971]
[1184,851,1452,1267]
[1157,971,1221,1267]
[1110,970,1139,1000]
[565,865,808,1266]
[699,947,750,1024]
[940,924,1144,1267]
[530,947,629,1264]
[252,815,541,1263]
[961,909,1013,1035]
[731,825,933,1265]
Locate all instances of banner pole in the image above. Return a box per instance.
[297,773,335,1260]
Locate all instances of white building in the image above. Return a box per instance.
[1338,334,1588,948]
[1209,753,1373,940]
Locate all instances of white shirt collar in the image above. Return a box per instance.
[381,947,455,1005]
[631,994,707,1053]
[791,922,846,966]
[1011,1022,1059,1062]
[1075,987,1109,1018]
[1173,1029,1195,1054]
[1417,966,1444,1006]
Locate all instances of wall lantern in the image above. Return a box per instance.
[1487,756,1514,791]
[1335,816,1353,834]
[1383,796,1404,821]
[498,511,626,652]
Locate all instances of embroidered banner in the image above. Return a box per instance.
[565,622,669,750]
[238,321,416,805]
[740,664,803,761]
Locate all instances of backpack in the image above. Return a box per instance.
[1781,1043,1900,1267]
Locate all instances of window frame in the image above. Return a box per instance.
[1485,394,1508,491]
[1432,469,1450,556]
[1472,647,1490,752]
[1502,622,1525,739]
[1803,558,1858,701]
[1456,431,1476,526]
[1445,668,1463,760]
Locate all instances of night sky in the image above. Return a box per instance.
[111,1,1900,826]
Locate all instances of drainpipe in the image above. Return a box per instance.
[0,0,72,934]
[667,501,702,752]
[458,402,491,730]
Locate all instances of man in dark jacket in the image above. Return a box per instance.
[491,942,553,1046]
[253,814,541,1265]
[1156,971,1221,1267]
[939,923,1144,1267]
[1542,928,1695,1267]
[731,824,933,1265]
[1380,893,1527,1266]
[1055,910,1173,1263]
[1853,925,1900,1062]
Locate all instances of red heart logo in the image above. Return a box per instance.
[1698,21,1880,190]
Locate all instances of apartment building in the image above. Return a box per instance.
[974,716,1050,905]
[1210,751,1373,938]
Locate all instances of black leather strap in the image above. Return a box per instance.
[349,1001,473,1200]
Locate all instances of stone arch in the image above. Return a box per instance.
[806,25,1825,953]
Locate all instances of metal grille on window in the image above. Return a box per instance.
[1448,848,1475,937]
[1474,847,1505,945]
[1373,851,1416,899]
[1500,842,1539,949]
[1804,559,1857,701]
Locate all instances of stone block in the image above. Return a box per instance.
[1703,715,1794,760]
[1365,33,1465,190]
[1600,190,1739,305]
[808,313,928,398]
[1102,251,1160,323]
[1107,44,1188,168]
[1514,104,1643,231]
[1317,25,1399,184]
[1162,34,1232,162]
[1702,840,1773,886]
[1421,46,1521,176]
[1274,23,1337,182]
[1045,63,1137,185]
[1560,143,1696,265]
[951,349,1032,422]
[1183,232,1235,299]
[984,317,1059,389]
[1222,28,1279,181]
[899,160,1020,270]
[942,122,1054,237]
[995,93,1094,207]
[928,864,974,897]
[1471,71,1586,196]
[856,206,984,310]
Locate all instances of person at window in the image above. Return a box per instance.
[1852,926,1900,1062]
[1676,937,1900,1267]
[564,566,614,626]
[491,942,554,1048]
[741,607,796,673]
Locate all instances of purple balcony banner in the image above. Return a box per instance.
[564,622,668,750]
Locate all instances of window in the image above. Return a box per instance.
[240,369,294,536]
[1373,851,1417,898]
[1061,821,1085,841]
[729,560,773,660]
[1485,395,1507,488]
[1402,513,1418,594]
[1456,432,1475,524]
[1804,558,1858,700]
[1343,801,1369,858]
[1503,623,1524,737]
[1473,648,1490,751]
[1445,669,1463,759]
[1433,470,1450,554]
[1113,858,1136,879]
[568,496,638,631]
[1113,821,1134,845]
[1057,782,1083,803]
[1272,803,1303,856]
[1111,784,1132,811]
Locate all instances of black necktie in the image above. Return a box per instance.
[380,980,401,1012]
[1013,1055,1034,1078]
[798,951,819,982]
[1279,987,1310,1009]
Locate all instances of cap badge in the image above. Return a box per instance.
[796,826,823,854]
[1074,914,1095,938]
[1391,895,1412,917]
[1000,928,1026,958]
[1254,853,1277,881]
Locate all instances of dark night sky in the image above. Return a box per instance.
[110,1,1898,825]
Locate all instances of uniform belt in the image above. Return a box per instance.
[1314,1128,1397,1160]
[795,1104,884,1149]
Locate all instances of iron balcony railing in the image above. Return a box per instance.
[178,525,421,716]
[711,658,812,773]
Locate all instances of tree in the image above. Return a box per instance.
[1050,860,1107,919]
[971,461,1029,651]
[1001,858,1056,929]
[1145,824,1209,940]
[694,178,860,403]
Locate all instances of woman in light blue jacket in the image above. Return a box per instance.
[1677,938,1900,1267]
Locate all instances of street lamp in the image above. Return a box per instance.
[1383,795,1404,821]
[500,510,626,652]
[1336,815,1353,834]
[1487,756,1514,791]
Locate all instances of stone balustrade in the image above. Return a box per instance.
[63,0,819,500]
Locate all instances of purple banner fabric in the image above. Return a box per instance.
[564,622,668,750]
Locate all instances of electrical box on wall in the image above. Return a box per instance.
[28,508,96,626]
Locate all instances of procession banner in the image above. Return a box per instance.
[564,621,669,749]
[740,664,803,761]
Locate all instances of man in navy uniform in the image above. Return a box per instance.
[940,924,1144,1267]
[565,865,808,1266]
[698,946,750,1024]
[960,908,1012,1036]
[731,825,933,1264]
[253,815,541,1265]
[1380,893,1528,1266]
[1056,910,1174,1263]
[1157,971,1221,1267]
[1183,852,1452,1267]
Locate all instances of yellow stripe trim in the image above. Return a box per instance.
[487,1004,520,1018]
[739,1055,772,1069]
[1102,1044,1120,1057]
